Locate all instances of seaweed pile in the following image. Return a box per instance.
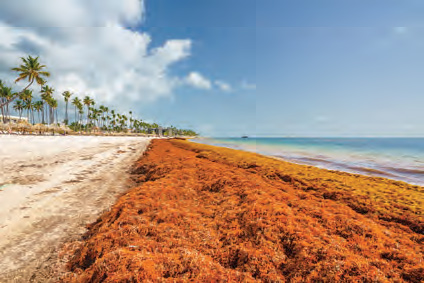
[61,139,424,282]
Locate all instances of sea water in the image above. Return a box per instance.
[192,138,424,186]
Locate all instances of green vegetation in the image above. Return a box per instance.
[0,56,198,136]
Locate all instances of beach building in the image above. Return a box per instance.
[147,127,163,136]
[147,127,175,137]
[2,115,28,123]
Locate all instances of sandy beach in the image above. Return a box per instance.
[0,135,151,282]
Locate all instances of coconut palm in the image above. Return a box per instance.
[83,96,94,126]
[2,56,50,109]
[13,100,24,120]
[78,108,84,132]
[62,91,72,125]
[71,97,81,124]
[23,100,32,124]
[0,85,14,123]
[18,89,33,123]
[91,108,101,128]
[33,101,44,124]
[0,81,6,122]
[50,98,58,125]
[103,107,109,127]
[98,105,107,128]
[41,85,54,124]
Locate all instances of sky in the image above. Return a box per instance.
[0,0,423,137]
[257,0,424,137]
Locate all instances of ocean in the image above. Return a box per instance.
[192,137,424,186]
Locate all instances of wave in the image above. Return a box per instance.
[275,155,397,177]
[382,166,424,175]
[344,166,398,177]
[272,154,424,185]
[194,138,424,186]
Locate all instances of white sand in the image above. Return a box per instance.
[0,135,152,281]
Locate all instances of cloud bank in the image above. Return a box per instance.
[0,0,233,107]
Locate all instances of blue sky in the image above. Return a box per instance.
[1,0,424,136]
[136,0,256,136]
[140,0,424,137]
[255,1,424,137]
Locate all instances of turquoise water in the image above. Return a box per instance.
[192,138,424,186]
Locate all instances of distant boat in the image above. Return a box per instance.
[241,136,249,138]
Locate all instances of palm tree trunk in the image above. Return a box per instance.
[6,104,10,123]
[1,105,4,123]
[65,102,68,124]
[86,106,89,126]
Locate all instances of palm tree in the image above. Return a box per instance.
[1,85,14,123]
[83,96,93,126]
[33,101,44,124]
[13,100,24,120]
[104,107,109,128]
[23,100,32,124]
[19,89,33,123]
[41,85,54,124]
[2,56,50,109]
[98,105,106,128]
[78,108,84,132]
[71,97,81,125]
[0,81,6,122]
[62,91,72,125]
[91,108,101,128]
[50,98,58,125]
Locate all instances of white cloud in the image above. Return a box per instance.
[0,0,144,27]
[185,72,212,90]
[0,0,216,108]
[241,81,256,90]
[215,80,232,92]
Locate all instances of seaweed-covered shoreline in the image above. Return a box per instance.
[60,139,424,282]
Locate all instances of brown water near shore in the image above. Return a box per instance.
[58,139,424,282]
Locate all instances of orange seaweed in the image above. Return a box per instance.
[60,139,424,282]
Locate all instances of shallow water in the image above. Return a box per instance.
[193,137,424,186]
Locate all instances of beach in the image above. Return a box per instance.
[0,137,423,281]
[0,135,151,282]
[58,139,424,282]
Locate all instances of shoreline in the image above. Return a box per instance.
[58,139,424,282]
[190,138,424,187]
[270,155,424,187]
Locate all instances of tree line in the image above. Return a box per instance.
[0,56,197,136]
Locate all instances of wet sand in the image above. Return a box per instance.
[0,135,151,282]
